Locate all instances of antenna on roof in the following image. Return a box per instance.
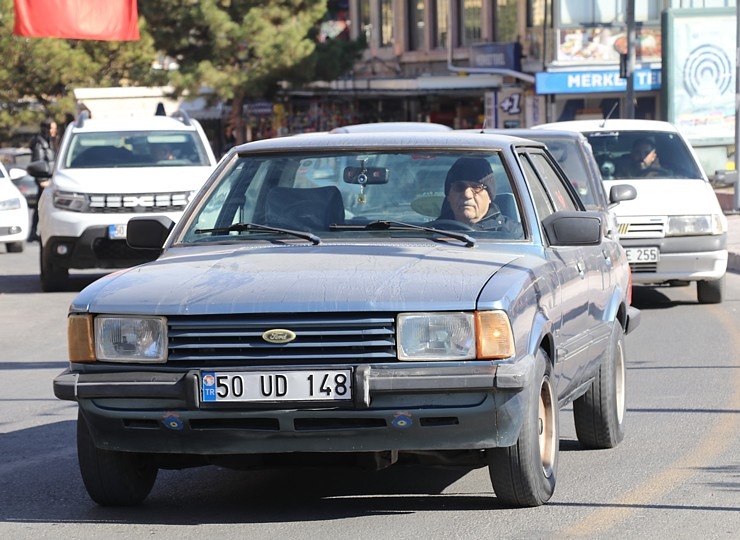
[600,102,619,128]
[155,102,166,116]
[480,118,488,133]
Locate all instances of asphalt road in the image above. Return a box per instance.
[1,242,739,539]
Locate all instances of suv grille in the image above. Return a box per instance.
[88,192,191,213]
[167,314,397,365]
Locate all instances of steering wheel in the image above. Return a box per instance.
[428,219,474,231]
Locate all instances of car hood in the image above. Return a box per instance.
[53,166,213,193]
[604,178,722,216]
[72,243,523,314]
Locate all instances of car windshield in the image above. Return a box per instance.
[64,131,212,169]
[180,149,525,244]
[583,130,703,180]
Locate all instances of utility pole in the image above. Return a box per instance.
[625,0,636,119]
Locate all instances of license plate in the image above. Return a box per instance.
[625,247,659,263]
[200,370,352,403]
[108,224,127,239]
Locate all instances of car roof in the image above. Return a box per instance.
[535,119,681,133]
[234,131,546,153]
[68,115,201,133]
[459,128,586,142]
[330,122,453,134]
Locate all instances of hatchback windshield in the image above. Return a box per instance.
[181,150,525,243]
[64,131,212,168]
[583,130,703,180]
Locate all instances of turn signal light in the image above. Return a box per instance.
[476,311,515,359]
[68,314,96,362]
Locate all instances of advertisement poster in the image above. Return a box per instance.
[556,27,661,64]
[663,8,736,144]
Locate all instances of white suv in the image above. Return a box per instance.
[29,111,216,291]
[535,119,728,303]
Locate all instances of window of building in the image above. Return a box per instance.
[495,0,519,42]
[558,0,661,26]
[408,0,426,50]
[433,0,449,48]
[461,0,482,46]
[360,0,372,44]
[380,0,394,47]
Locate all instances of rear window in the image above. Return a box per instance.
[63,131,212,169]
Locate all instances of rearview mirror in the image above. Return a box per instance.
[343,167,390,185]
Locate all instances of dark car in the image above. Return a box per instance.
[53,131,639,508]
[0,147,38,208]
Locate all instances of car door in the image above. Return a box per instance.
[518,149,595,399]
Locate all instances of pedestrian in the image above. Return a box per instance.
[28,118,57,241]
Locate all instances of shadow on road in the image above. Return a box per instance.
[0,273,107,294]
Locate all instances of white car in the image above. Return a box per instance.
[0,161,29,253]
[535,119,728,303]
[28,110,217,292]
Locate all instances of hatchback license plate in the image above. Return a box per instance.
[200,370,352,403]
[625,247,659,263]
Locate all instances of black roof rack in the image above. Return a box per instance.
[170,109,192,126]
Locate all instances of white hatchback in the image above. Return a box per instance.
[0,161,29,253]
[535,119,728,304]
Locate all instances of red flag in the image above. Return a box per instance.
[13,0,140,41]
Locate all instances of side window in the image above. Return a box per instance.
[529,152,579,212]
[518,153,554,220]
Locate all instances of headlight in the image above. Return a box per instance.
[397,311,514,361]
[94,316,167,362]
[0,197,22,211]
[666,214,725,236]
[53,190,88,212]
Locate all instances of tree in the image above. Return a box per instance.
[0,0,161,143]
[138,0,329,143]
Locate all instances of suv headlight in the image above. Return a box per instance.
[0,197,22,211]
[666,214,725,236]
[397,311,514,361]
[67,314,167,363]
[53,190,88,212]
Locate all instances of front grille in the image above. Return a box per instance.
[629,261,658,273]
[167,313,397,365]
[88,192,191,213]
[618,218,666,238]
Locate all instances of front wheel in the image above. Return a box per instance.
[40,246,69,292]
[697,277,724,304]
[573,323,626,449]
[487,350,558,507]
[6,241,23,253]
[77,411,158,506]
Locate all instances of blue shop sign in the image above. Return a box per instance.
[536,69,661,94]
[470,43,522,72]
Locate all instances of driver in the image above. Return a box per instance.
[435,157,522,236]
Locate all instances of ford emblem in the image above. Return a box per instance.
[262,329,296,344]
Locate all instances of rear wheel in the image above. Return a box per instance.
[697,277,724,304]
[40,246,68,292]
[573,324,626,449]
[77,411,158,506]
[487,350,558,507]
[6,241,23,253]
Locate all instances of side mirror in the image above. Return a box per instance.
[8,167,28,181]
[608,184,637,207]
[26,160,53,179]
[542,211,603,246]
[127,216,175,251]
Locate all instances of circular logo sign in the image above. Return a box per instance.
[262,329,297,344]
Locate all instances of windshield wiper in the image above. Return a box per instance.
[195,222,321,245]
[361,220,476,248]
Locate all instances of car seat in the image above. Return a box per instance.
[264,186,346,231]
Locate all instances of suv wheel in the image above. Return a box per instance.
[40,246,69,292]
[6,241,24,253]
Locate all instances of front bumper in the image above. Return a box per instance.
[621,235,727,283]
[43,227,158,270]
[54,359,534,455]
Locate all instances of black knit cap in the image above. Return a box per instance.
[444,157,495,196]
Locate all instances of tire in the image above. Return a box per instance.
[6,241,23,253]
[487,350,558,507]
[40,246,69,292]
[77,411,158,506]
[697,277,724,304]
[573,323,626,449]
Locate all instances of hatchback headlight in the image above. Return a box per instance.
[666,214,725,236]
[53,190,88,212]
[397,311,514,361]
[94,316,167,362]
[0,197,22,211]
